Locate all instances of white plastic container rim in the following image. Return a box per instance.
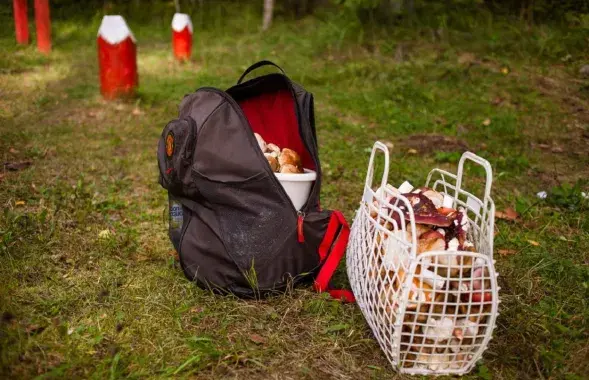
[274,169,317,182]
[275,169,316,211]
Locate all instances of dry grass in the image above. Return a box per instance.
[1,2,588,379]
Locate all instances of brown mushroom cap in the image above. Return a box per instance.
[279,163,302,174]
[417,230,446,254]
[266,143,281,154]
[264,153,279,172]
[413,186,445,208]
[279,148,303,169]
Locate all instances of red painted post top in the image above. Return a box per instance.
[13,0,29,45]
[97,16,138,99]
[171,13,193,61]
[34,0,51,54]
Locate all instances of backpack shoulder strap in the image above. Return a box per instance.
[314,210,355,302]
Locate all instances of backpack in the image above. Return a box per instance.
[157,61,354,301]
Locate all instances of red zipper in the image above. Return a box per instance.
[297,211,305,243]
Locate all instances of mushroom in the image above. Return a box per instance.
[416,352,452,371]
[453,319,479,342]
[380,282,401,317]
[401,193,454,227]
[280,163,301,174]
[382,230,412,271]
[266,143,281,155]
[461,267,493,303]
[416,266,446,289]
[415,223,433,238]
[406,278,434,310]
[278,148,303,172]
[413,187,445,208]
[423,317,455,343]
[417,230,446,254]
[264,153,279,172]
[254,132,266,152]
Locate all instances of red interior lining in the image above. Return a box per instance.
[238,89,315,171]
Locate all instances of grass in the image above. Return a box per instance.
[1,1,588,378]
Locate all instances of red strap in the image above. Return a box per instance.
[314,211,355,303]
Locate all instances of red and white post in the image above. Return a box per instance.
[13,0,29,45]
[171,13,193,61]
[97,16,138,99]
[34,0,51,54]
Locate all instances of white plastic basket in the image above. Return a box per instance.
[347,142,499,375]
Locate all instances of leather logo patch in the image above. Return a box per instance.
[165,132,174,157]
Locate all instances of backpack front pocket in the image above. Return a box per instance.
[192,170,296,276]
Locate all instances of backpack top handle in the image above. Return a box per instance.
[237,60,286,84]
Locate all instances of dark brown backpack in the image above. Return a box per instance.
[157,61,353,301]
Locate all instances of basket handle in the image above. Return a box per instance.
[362,142,390,202]
[455,152,493,205]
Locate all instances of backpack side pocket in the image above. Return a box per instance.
[157,116,199,199]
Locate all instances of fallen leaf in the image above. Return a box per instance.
[169,250,179,261]
[482,118,491,126]
[0,173,4,183]
[15,200,25,206]
[551,146,563,153]
[498,249,517,256]
[457,52,476,65]
[25,324,45,335]
[495,207,519,221]
[9,147,19,154]
[407,148,418,154]
[132,108,142,116]
[501,67,509,75]
[4,161,32,171]
[249,334,267,345]
[383,141,394,149]
[536,143,550,149]
[491,97,503,106]
[189,306,203,314]
[527,240,540,246]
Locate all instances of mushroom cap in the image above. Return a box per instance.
[266,143,281,154]
[279,163,302,174]
[414,186,445,208]
[414,223,433,238]
[402,193,454,227]
[254,133,266,152]
[264,153,279,172]
[417,230,446,254]
[279,148,302,169]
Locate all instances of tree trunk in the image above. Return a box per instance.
[174,0,180,13]
[262,0,274,31]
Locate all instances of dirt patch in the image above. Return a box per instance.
[401,134,469,153]
[535,75,589,123]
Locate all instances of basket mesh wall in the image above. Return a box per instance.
[347,145,499,375]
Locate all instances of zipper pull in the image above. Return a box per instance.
[297,211,305,243]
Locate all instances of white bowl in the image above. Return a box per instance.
[275,169,317,211]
